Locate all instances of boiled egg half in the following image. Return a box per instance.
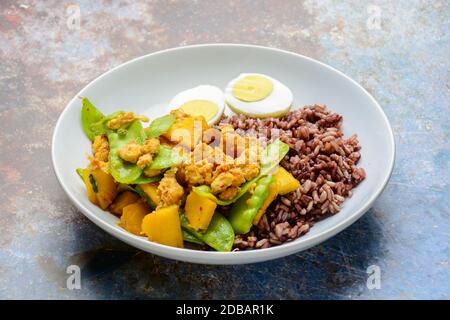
[169,85,225,125]
[224,73,293,117]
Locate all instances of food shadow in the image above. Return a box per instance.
[63,207,384,299]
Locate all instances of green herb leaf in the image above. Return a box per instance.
[89,174,99,193]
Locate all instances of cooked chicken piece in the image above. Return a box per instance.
[136,153,153,169]
[181,160,214,186]
[143,168,162,177]
[92,135,109,162]
[157,168,184,208]
[119,137,161,167]
[88,155,109,173]
[191,143,231,165]
[210,169,245,195]
[170,108,190,119]
[219,186,240,200]
[141,138,160,154]
[118,140,141,163]
[107,112,149,130]
[238,163,260,181]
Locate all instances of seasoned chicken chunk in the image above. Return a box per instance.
[210,169,245,195]
[141,138,160,154]
[118,140,141,163]
[92,135,109,162]
[180,160,214,186]
[143,168,162,177]
[107,112,149,130]
[118,137,161,168]
[136,153,153,169]
[157,168,184,208]
[239,163,260,181]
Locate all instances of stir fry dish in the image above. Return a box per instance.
[77,97,298,251]
[77,73,365,251]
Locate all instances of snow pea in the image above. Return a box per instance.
[108,120,147,184]
[228,175,274,234]
[76,167,84,179]
[81,98,105,141]
[259,139,290,175]
[147,114,176,138]
[192,139,289,205]
[180,213,234,252]
[90,111,124,137]
[182,229,205,245]
[131,174,162,185]
[147,145,184,170]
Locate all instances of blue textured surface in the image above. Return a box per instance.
[0,0,448,299]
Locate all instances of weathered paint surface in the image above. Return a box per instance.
[0,0,448,299]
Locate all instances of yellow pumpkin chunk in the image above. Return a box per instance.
[162,116,208,149]
[184,191,217,231]
[274,166,300,195]
[109,191,140,216]
[253,179,279,225]
[119,202,150,235]
[90,168,118,209]
[82,169,98,205]
[139,183,160,207]
[141,205,183,248]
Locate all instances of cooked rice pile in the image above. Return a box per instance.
[219,104,366,250]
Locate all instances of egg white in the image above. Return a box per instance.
[169,85,225,125]
[224,73,293,118]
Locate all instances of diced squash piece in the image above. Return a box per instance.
[82,169,99,205]
[184,191,217,231]
[109,191,140,216]
[90,168,118,209]
[274,166,301,195]
[119,202,150,235]
[162,116,208,149]
[253,179,279,225]
[141,205,183,248]
[139,183,160,207]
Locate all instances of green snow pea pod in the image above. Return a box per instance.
[180,213,234,252]
[108,120,147,184]
[81,98,105,140]
[228,175,274,235]
[182,229,205,245]
[89,111,125,137]
[259,139,290,175]
[192,139,289,205]
[147,145,185,170]
[130,174,163,185]
[126,144,183,184]
[76,167,84,179]
[147,114,176,138]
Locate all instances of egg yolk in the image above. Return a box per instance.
[232,75,273,102]
[180,100,218,121]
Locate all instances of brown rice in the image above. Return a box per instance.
[219,104,366,250]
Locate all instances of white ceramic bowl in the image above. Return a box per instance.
[52,44,395,264]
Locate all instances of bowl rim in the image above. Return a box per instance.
[51,43,395,264]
